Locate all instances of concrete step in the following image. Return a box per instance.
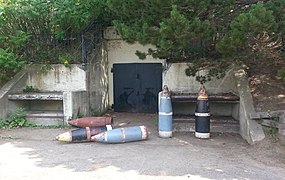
[173,115,239,134]
[25,110,64,126]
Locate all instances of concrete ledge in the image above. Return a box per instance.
[250,110,285,119]
[250,110,285,145]
[171,92,240,103]
[8,92,63,101]
[173,115,240,133]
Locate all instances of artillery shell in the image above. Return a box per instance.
[56,125,112,142]
[68,116,113,128]
[91,125,149,143]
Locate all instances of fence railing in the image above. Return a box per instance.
[24,22,103,66]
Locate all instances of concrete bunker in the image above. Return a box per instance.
[0,27,265,144]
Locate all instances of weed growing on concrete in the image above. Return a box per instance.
[59,54,72,68]
[155,114,158,126]
[91,110,104,116]
[267,117,279,141]
[277,69,285,79]
[69,113,84,120]
[0,119,5,128]
[37,124,70,129]
[40,64,54,72]
[2,108,36,128]
[23,85,40,93]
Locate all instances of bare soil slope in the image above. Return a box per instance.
[248,59,285,111]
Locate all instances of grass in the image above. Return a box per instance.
[0,108,70,129]
[266,117,279,142]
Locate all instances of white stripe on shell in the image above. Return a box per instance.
[195,112,210,117]
[195,132,210,139]
[106,125,112,131]
[159,131,172,138]
[140,126,148,140]
[159,112,173,115]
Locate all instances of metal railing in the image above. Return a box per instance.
[24,21,103,67]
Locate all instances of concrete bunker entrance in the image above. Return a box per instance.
[112,63,162,113]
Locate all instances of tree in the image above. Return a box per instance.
[106,0,285,83]
[0,0,107,81]
[0,0,284,83]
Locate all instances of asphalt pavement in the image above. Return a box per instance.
[0,113,285,180]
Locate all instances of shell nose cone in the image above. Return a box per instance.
[67,120,77,126]
[55,132,71,142]
[91,132,105,142]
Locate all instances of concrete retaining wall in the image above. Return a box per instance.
[163,63,238,94]
[26,64,87,92]
[0,45,109,122]
[163,63,240,119]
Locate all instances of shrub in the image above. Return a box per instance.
[0,48,26,81]
[2,108,36,128]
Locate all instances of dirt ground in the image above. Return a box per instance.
[243,59,285,167]
[248,59,285,111]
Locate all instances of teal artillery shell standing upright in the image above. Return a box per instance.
[158,85,173,138]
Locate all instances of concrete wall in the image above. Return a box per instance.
[26,64,87,92]
[26,64,89,121]
[163,63,240,118]
[63,91,88,121]
[0,70,28,119]
[1,47,109,121]
[87,40,109,114]
[0,64,90,123]
[234,69,265,144]
[163,63,238,94]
